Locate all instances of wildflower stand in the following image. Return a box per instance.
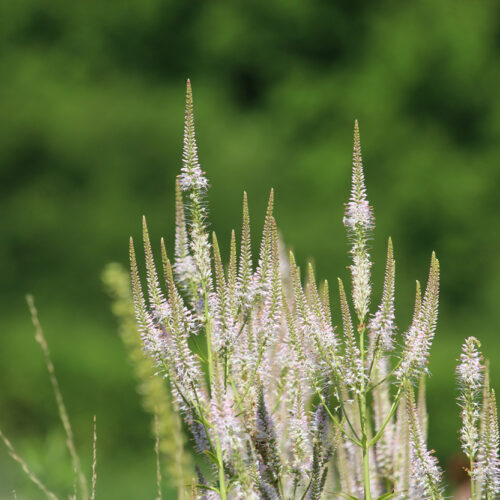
[3,80,497,500]
[129,81,500,499]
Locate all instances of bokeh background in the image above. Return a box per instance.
[1,0,500,497]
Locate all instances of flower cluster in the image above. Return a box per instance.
[130,82,499,500]
[343,121,375,322]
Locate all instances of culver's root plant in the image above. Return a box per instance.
[130,81,500,500]
[1,82,499,500]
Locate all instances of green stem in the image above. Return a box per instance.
[368,358,402,392]
[363,438,371,500]
[367,336,382,380]
[368,385,404,447]
[321,357,360,441]
[228,374,241,401]
[215,440,227,500]
[316,388,362,446]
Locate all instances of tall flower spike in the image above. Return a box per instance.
[320,280,332,326]
[368,237,396,354]
[258,190,275,282]
[228,230,237,292]
[338,278,365,393]
[407,388,444,499]
[396,252,440,382]
[412,280,422,325]
[307,264,331,333]
[457,336,484,462]
[142,216,167,316]
[212,232,226,293]
[476,388,500,497]
[130,237,168,364]
[344,120,375,322]
[212,232,234,352]
[306,263,340,375]
[266,217,283,329]
[252,190,275,304]
[227,230,238,316]
[179,80,208,194]
[238,192,253,304]
[129,238,149,336]
[178,80,211,291]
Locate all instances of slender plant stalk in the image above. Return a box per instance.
[0,429,59,500]
[26,295,88,500]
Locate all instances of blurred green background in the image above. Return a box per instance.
[1,0,500,497]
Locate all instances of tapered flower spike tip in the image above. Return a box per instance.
[160,237,176,295]
[320,279,332,324]
[412,280,422,324]
[288,250,297,271]
[262,190,275,243]
[241,192,251,253]
[266,188,275,218]
[129,236,150,331]
[185,83,194,140]
[186,79,193,116]
[228,229,237,289]
[307,262,317,296]
[179,79,207,194]
[396,250,440,382]
[129,236,139,287]
[257,190,277,283]
[368,236,396,352]
[142,215,165,309]
[141,216,155,270]
[212,232,225,291]
[344,120,375,322]
[337,278,352,336]
[345,120,374,231]
[241,194,250,235]
[238,191,253,302]
[425,252,440,315]
[160,237,167,261]
[353,119,361,164]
